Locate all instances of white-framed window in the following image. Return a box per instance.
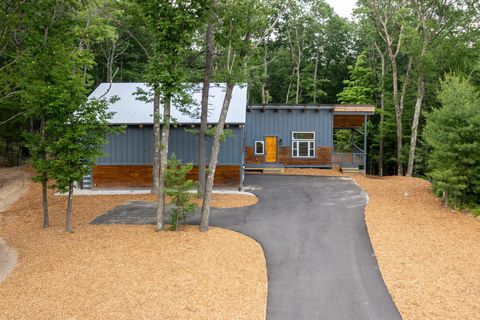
[255,140,264,155]
[292,131,315,158]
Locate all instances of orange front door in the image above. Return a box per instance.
[265,136,277,163]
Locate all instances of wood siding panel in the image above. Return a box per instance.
[245,146,264,164]
[333,115,364,128]
[92,165,240,188]
[278,146,331,165]
[245,146,331,166]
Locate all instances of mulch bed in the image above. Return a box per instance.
[0,172,266,320]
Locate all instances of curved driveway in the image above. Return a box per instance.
[205,174,401,320]
[92,174,401,319]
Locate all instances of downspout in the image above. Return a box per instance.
[240,123,246,191]
[363,113,367,174]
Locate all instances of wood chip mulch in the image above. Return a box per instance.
[0,172,266,320]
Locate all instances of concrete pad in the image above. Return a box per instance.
[57,188,255,197]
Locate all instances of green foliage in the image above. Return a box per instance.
[470,206,480,217]
[165,154,197,230]
[337,52,374,104]
[136,0,209,99]
[49,98,123,193]
[423,75,480,207]
[184,127,233,142]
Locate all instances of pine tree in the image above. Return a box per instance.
[423,75,480,207]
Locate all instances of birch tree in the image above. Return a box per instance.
[200,0,273,231]
[406,0,473,176]
[359,0,408,175]
[136,0,208,231]
[198,0,217,198]
[374,42,386,176]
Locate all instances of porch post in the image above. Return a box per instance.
[351,128,354,151]
[363,113,367,173]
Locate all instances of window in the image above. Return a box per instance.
[292,132,315,140]
[292,131,315,158]
[255,141,264,155]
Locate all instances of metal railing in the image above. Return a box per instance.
[332,145,366,167]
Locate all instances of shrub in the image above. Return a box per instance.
[165,154,197,230]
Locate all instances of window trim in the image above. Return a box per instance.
[292,131,315,140]
[254,140,265,155]
[292,131,316,158]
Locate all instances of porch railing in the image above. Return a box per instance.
[332,145,366,167]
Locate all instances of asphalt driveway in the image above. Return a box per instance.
[92,174,401,320]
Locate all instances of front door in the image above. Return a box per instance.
[265,136,277,163]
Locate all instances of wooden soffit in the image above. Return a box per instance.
[333,104,375,114]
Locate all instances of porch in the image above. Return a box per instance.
[332,105,374,173]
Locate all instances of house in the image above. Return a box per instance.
[82,83,374,190]
[82,83,247,189]
[244,104,375,173]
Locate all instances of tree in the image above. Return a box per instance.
[51,98,120,232]
[284,1,311,104]
[406,0,478,176]
[136,0,208,231]
[198,0,217,198]
[423,75,480,207]
[165,154,196,230]
[20,0,90,228]
[374,42,387,176]
[337,52,374,104]
[20,0,122,230]
[359,0,409,175]
[200,0,272,231]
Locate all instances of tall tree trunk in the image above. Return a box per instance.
[41,176,49,228]
[40,116,49,228]
[152,89,161,195]
[66,182,74,233]
[406,70,425,177]
[391,58,403,176]
[285,67,294,104]
[313,52,319,104]
[155,96,171,231]
[198,0,216,198]
[261,39,268,104]
[395,57,412,176]
[295,64,300,104]
[375,43,386,176]
[200,83,234,232]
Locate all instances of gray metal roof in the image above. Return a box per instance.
[89,83,247,124]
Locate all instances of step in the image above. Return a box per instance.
[262,168,285,173]
[341,166,359,174]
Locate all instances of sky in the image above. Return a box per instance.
[325,0,357,19]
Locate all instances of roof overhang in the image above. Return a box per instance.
[333,104,375,115]
[248,104,334,112]
[248,104,375,115]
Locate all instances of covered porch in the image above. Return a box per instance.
[332,105,375,173]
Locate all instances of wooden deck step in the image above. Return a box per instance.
[245,166,285,173]
[262,168,285,173]
[341,166,359,174]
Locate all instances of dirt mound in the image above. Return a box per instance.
[0,166,30,213]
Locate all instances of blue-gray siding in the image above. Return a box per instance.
[245,109,333,147]
[97,125,243,165]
